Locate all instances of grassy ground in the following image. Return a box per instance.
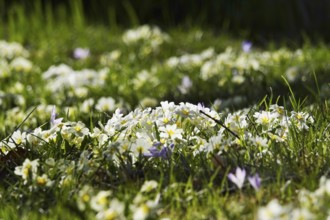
[1,3,330,220]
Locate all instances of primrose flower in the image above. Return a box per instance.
[95,97,116,112]
[248,173,261,191]
[290,208,314,220]
[10,130,27,147]
[14,158,39,183]
[77,185,93,211]
[36,174,53,187]
[257,199,288,220]
[251,136,268,148]
[159,124,183,140]
[10,57,33,72]
[96,199,125,220]
[133,203,150,220]
[254,111,277,127]
[228,167,246,189]
[130,138,152,156]
[90,190,112,212]
[140,180,158,193]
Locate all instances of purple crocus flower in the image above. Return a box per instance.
[144,143,174,159]
[73,48,90,60]
[242,41,252,53]
[248,173,261,191]
[228,167,246,189]
[50,106,63,128]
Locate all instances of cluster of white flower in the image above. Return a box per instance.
[131,69,160,91]
[123,25,170,49]
[42,64,109,93]
[0,40,29,59]
[76,180,159,220]
[166,48,215,70]
[14,158,54,188]
[0,40,33,78]
[203,104,314,157]
[122,25,170,58]
[200,47,305,83]
[258,176,330,219]
[99,50,122,66]
[2,102,314,165]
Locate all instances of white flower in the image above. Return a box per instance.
[12,130,27,145]
[225,112,248,133]
[80,98,95,113]
[96,97,116,112]
[96,199,125,220]
[232,75,245,84]
[36,174,53,187]
[10,57,33,72]
[132,203,151,220]
[290,111,314,130]
[77,185,93,211]
[90,190,112,212]
[140,180,158,193]
[254,111,277,127]
[140,97,158,108]
[251,136,268,148]
[203,134,224,153]
[257,199,288,220]
[159,124,183,140]
[100,50,121,65]
[14,158,39,183]
[290,208,314,220]
[0,40,29,59]
[130,138,152,156]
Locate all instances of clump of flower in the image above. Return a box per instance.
[42,64,109,93]
[130,180,160,220]
[166,48,215,70]
[122,25,170,57]
[95,97,117,112]
[123,25,170,49]
[10,57,33,73]
[228,167,262,191]
[257,199,289,220]
[100,50,121,66]
[0,40,29,59]
[256,176,330,219]
[14,158,53,188]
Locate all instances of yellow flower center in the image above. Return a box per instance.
[167,129,175,137]
[37,176,47,186]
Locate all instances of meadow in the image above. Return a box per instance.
[1,2,330,220]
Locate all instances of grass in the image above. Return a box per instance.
[1,2,330,220]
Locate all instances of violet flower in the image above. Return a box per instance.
[228,167,246,189]
[242,41,252,53]
[248,173,261,191]
[144,143,174,159]
[73,48,90,60]
[50,106,63,128]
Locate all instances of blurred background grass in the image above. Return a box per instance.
[1,0,330,43]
